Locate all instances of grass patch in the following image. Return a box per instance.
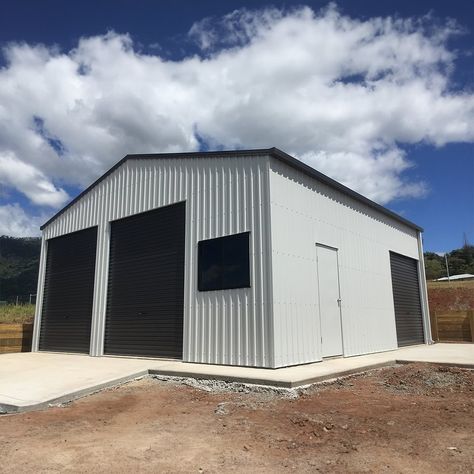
[0,304,35,324]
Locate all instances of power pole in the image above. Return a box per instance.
[463,232,470,248]
[445,254,450,282]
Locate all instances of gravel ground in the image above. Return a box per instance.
[0,363,473,473]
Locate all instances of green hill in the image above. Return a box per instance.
[0,236,41,302]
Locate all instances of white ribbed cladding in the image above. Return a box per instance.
[269,159,422,367]
[34,155,274,367]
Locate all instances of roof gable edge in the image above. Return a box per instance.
[40,147,422,233]
[40,149,273,230]
[268,148,423,232]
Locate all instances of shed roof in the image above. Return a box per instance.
[436,274,474,281]
[40,147,423,232]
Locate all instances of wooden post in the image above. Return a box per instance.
[430,310,439,342]
[468,311,474,343]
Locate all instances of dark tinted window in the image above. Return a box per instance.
[198,232,250,291]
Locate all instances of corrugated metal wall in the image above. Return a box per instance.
[33,155,274,367]
[269,159,422,367]
[31,151,427,369]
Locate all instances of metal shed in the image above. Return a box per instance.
[32,148,431,368]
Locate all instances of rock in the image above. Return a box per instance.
[214,403,229,416]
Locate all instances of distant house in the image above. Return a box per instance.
[32,148,430,368]
[436,274,474,282]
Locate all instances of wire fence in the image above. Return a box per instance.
[0,294,37,305]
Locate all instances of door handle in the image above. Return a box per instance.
[337,299,342,307]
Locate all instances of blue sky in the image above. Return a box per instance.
[0,0,472,252]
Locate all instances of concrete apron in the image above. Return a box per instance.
[0,343,473,414]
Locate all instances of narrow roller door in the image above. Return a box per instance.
[39,227,98,353]
[390,251,424,346]
[104,202,185,358]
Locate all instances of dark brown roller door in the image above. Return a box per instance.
[390,251,425,347]
[104,202,185,358]
[39,227,97,353]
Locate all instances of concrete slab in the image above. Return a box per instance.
[147,343,474,387]
[1,343,472,413]
[0,352,164,413]
[393,343,474,368]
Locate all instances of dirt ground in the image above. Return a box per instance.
[427,280,474,312]
[1,363,473,474]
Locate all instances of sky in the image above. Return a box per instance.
[0,0,472,252]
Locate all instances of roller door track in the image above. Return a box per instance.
[390,251,425,346]
[39,227,98,353]
[104,202,185,358]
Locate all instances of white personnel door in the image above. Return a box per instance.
[316,244,343,357]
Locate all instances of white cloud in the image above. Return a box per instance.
[0,5,473,235]
[0,204,43,237]
[0,151,68,207]
[300,148,428,203]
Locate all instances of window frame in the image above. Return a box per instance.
[197,231,251,292]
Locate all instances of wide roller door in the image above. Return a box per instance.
[104,202,185,358]
[390,251,424,346]
[39,227,97,353]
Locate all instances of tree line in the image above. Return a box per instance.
[424,245,474,280]
[0,236,41,303]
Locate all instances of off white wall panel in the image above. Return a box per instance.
[269,160,420,367]
[34,155,274,367]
